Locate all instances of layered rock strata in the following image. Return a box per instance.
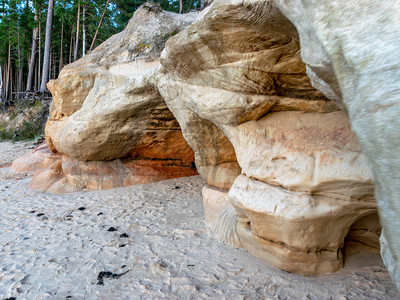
[156,0,379,274]
[12,4,198,193]
[273,0,400,287]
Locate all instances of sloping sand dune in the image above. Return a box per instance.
[0,141,398,299]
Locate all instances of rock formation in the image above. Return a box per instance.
[12,3,198,193]
[272,0,400,287]
[156,0,378,274]
[13,0,400,289]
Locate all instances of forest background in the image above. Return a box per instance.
[0,0,201,140]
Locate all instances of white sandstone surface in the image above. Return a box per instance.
[273,0,400,288]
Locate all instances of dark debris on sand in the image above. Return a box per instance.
[96,270,130,285]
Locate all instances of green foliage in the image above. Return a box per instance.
[17,102,48,141]
[0,129,14,141]
[157,0,200,13]
[15,119,43,140]
[0,101,49,141]
[33,99,43,108]
[114,0,146,26]
[0,0,201,66]
[135,42,151,52]
[9,109,18,121]
[161,28,180,40]
[0,119,14,141]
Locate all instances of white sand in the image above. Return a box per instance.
[0,141,398,299]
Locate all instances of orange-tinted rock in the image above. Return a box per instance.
[12,4,199,193]
[45,4,197,160]
[13,135,197,193]
[13,145,78,193]
[11,143,52,172]
[62,153,197,190]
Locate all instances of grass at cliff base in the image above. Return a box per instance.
[0,98,50,142]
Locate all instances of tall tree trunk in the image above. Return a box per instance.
[52,47,56,79]
[1,64,4,111]
[69,25,74,64]
[18,64,23,98]
[89,0,110,51]
[74,3,80,61]
[38,8,42,90]
[5,43,11,103]
[2,63,6,106]
[82,5,86,57]
[0,65,3,104]
[26,14,38,92]
[179,0,183,13]
[40,0,54,92]
[35,60,39,90]
[9,65,13,103]
[17,29,23,98]
[59,18,64,71]
[49,45,52,80]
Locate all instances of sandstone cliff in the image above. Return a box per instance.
[12,3,198,192]
[273,0,400,288]
[12,0,400,289]
[156,1,377,275]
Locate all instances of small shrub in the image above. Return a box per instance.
[33,99,42,108]
[9,110,18,121]
[0,129,14,141]
[135,42,151,53]
[0,99,49,142]
[15,119,41,141]
[15,103,48,141]
[0,121,13,141]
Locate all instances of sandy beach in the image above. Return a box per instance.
[0,141,398,299]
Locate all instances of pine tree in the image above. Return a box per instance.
[40,0,54,92]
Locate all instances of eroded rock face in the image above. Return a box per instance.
[157,0,379,274]
[14,4,198,192]
[11,143,79,193]
[273,0,400,287]
[46,3,197,161]
[11,143,52,172]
